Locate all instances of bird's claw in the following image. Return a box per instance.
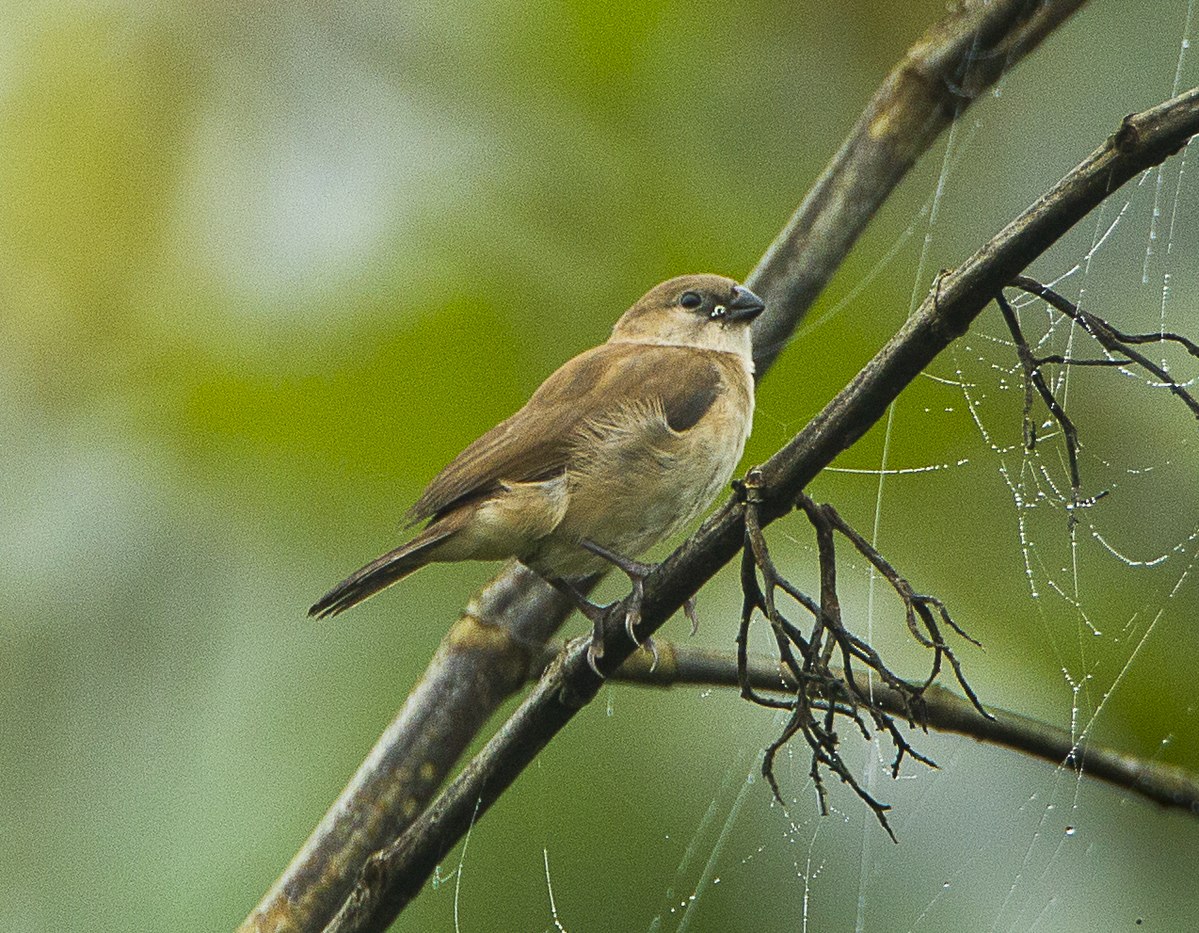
[620,577,658,669]
[578,538,694,662]
[581,537,653,649]
[586,630,605,678]
[623,574,646,644]
[554,541,681,677]
[642,635,659,672]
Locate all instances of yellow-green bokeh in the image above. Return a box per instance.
[2,2,1197,930]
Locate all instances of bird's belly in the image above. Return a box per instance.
[526,400,750,578]
[441,475,568,562]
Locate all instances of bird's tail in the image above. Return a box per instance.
[308,520,459,619]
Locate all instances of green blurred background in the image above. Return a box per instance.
[3,1,1198,930]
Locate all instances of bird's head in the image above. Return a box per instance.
[609,274,765,359]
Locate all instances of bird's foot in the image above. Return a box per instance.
[579,539,701,640]
[543,544,667,676]
[578,539,653,646]
[541,574,618,677]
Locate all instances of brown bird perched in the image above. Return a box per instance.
[310,273,764,664]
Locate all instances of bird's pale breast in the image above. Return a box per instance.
[523,350,754,578]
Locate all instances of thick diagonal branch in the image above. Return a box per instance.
[324,85,1199,933]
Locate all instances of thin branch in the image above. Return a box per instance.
[590,641,1199,816]
[240,3,1088,929]
[323,86,1199,933]
[994,275,1199,529]
[1010,276,1199,419]
[997,289,1087,517]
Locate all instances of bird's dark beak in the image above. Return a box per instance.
[725,285,766,323]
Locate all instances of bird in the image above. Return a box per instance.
[309,273,764,664]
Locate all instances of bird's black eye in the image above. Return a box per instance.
[679,291,703,310]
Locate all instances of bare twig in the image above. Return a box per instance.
[323,84,1199,933]
[994,275,1199,529]
[1010,276,1199,420]
[240,3,1089,930]
[997,289,1087,516]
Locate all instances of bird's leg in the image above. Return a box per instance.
[580,539,693,672]
[540,574,613,676]
[578,540,651,645]
[575,534,652,642]
[579,539,700,636]
[544,539,683,675]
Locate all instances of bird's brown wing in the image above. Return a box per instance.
[405,343,726,525]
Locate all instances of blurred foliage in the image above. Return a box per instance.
[2,1,1197,931]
